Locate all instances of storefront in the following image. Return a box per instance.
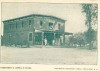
[34,30,65,46]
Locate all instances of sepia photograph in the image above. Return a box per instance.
[0,2,98,65]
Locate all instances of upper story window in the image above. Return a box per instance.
[40,21,43,28]
[49,23,53,29]
[29,20,31,27]
[9,24,12,29]
[40,21,43,26]
[16,23,17,29]
[22,21,24,28]
[49,23,53,27]
[58,24,61,30]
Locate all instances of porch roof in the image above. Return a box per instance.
[35,30,73,35]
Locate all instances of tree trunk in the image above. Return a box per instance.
[89,41,92,50]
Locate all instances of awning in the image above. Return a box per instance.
[35,30,42,32]
[35,29,73,35]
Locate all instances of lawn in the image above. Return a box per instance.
[1,46,97,65]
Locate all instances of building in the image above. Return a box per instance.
[2,14,72,47]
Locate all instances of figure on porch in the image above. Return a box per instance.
[44,37,47,45]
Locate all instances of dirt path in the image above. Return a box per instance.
[1,46,97,65]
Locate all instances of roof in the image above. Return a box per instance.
[3,14,66,22]
[64,32,73,35]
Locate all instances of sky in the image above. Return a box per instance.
[1,3,87,35]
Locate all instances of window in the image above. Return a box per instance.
[29,20,31,24]
[49,23,53,29]
[40,21,43,26]
[49,23,53,27]
[9,33,11,40]
[9,24,11,29]
[22,21,24,28]
[58,24,60,29]
[16,23,17,29]
[29,33,32,41]
[29,20,31,27]
[40,21,43,28]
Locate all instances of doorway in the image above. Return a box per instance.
[44,32,54,45]
[28,32,33,45]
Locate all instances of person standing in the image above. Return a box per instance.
[44,38,47,45]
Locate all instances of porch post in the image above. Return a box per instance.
[63,33,65,45]
[42,32,44,45]
[54,33,56,46]
[33,32,35,45]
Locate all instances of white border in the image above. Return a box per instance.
[0,0,100,71]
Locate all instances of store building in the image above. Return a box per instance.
[2,14,72,46]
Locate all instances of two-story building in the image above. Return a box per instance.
[2,14,72,47]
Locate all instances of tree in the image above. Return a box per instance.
[68,33,86,47]
[81,4,98,49]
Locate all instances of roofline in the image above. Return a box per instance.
[64,32,73,35]
[3,14,66,22]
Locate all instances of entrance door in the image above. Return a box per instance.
[44,33,54,45]
[28,32,33,45]
[34,33,42,45]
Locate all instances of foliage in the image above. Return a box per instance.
[81,4,98,49]
[81,4,98,30]
[84,29,97,43]
[68,33,86,47]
